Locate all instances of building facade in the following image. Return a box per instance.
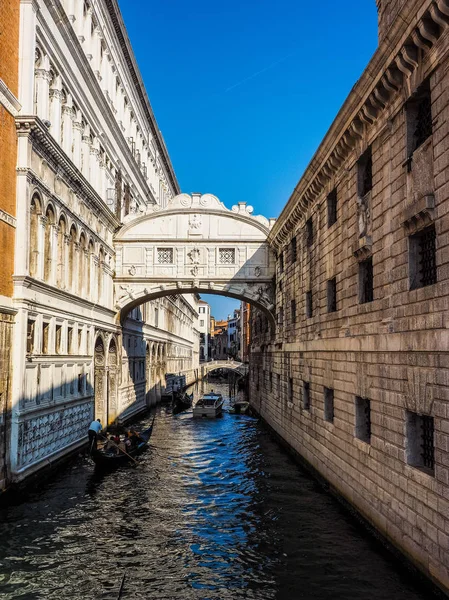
[250,0,449,593]
[227,309,241,360]
[198,299,210,361]
[240,302,251,363]
[3,0,199,489]
[0,0,21,491]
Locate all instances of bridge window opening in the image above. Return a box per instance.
[306,218,313,247]
[409,225,437,290]
[359,257,374,303]
[406,411,435,474]
[218,248,235,264]
[324,387,334,423]
[355,396,371,444]
[327,189,337,228]
[291,236,297,263]
[157,248,174,264]
[327,278,337,313]
[306,291,313,319]
[303,381,310,410]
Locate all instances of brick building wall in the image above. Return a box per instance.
[0,0,20,491]
[250,0,449,593]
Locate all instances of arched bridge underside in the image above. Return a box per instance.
[201,360,249,378]
[114,193,276,324]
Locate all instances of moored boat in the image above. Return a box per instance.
[173,392,193,414]
[90,418,155,469]
[193,392,224,418]
[229,400,250,415]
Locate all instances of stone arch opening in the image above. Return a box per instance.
[29,193,42,277]
[94,335,106,425]
[107,337,118,425]
[43,204,55,282]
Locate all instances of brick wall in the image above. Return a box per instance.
[251,0,449,593]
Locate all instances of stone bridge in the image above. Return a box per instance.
[184,360,249,387]
[113,193,276,325]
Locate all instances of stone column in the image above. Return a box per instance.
[18,0,38,113]
[89,139,100,190]
[49,75,63,144]
[72,112,83,168]
[92,256,99,304]
[50,223,59,285]
[34,63,51,121]
[15,128,32,277]
[74,0,84,41]
[37,215,46,280]
[81,124,91,179]
[92,27,102,80]
[65,0,75,24]
[101,48,110,98]
[61,93,74,156]
[84,6,93,61]
[72,241,80,295]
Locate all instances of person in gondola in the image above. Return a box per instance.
[128,429,140,449]
[88,419,102,453]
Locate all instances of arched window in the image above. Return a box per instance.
[43,205,55,282]
[68,225,77,292]
[57,215,66,288]
[29,194,42,277]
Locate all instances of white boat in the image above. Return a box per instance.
[193,392,224,418]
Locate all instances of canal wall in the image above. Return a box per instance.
[250,0,449,594]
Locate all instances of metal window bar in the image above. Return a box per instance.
[219,248,235,264]
[364,399,371,442]
[327,189,337,227]
[306,291,312,318]
[328,279,337,312]
[306,218,313,247]
[414,95,432,152]
[291,237,297,262]
[421,415,435,471]
[157,248,174,264]
[303,382,310,409]
[291,299,296,323]
[419,227,437,287]
[362,258,374,303]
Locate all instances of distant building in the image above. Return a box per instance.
[210,318,228,360]
[240,302,251,363]
[198,300,210,361]
[227,309,241,360]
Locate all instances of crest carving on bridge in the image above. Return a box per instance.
[114,193,276,322]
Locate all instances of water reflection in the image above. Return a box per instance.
[0,382,441,599]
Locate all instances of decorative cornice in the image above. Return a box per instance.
[0,78,21,117]
[269,0,448,251]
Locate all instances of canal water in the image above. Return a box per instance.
[0,381,441,599]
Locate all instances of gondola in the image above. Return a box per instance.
[173,392,193,412]
[90,417,155,469]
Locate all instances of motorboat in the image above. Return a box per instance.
[193,392,224,418]
[173,392,193,414]
[229,400,250,415]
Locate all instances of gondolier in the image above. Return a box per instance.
[88,418,102,453]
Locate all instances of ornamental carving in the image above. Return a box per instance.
[17,401,93,469]
[189,214,202,230]
[187,248,200,264]
[357,192,371,238]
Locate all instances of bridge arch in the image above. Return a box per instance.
[114,193,276,326]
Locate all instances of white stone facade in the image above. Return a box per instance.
[8,0,198,485]
[198,300,210,361]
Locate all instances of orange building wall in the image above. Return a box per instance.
[0,0,20,298]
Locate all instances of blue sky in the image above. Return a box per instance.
[119,0,378,321]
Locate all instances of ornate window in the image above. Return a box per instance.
[219,248,235,264]
[157,248,174,264]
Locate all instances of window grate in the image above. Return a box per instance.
[421,416,435,471]
[219,248,235,264]
[303,381,310,410]
[420,227,437,287]
[306,291,313,318]
[291,237,297,263]
[355,396,371,443]
[414,95,432,151]
[327,189,337,228]
[324,387,334,423]
[306,218,313,247]
[358,147,373,197]
[327,278,337,313]
[279,251,284,273]
[291,299,296,323]
[157,248,174,264]
[360,258,374,303]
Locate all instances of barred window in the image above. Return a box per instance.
[289,377,293,403]
[409,225,437,290]
[327,278,337,313]
[406,411,435,474]
[355,396,371,444]
[324,387,334,423]
[327,189,337,228]
[358,147,372,197]
[306,290,313,319]
[359,257,374,304]
[157,248,174,264]
[291,236,297,263]
[306,218,313,247]
[303,381,310,410]
[279,251,284,273]
[407,79,432,159]
[219,248,235,264]
[291,299,297,324]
